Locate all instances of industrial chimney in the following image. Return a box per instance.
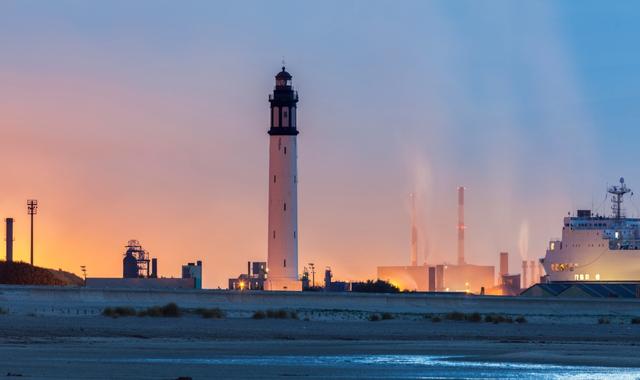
[151,258,158,278]
[499,252,508,282]
[410,193,418,266]
[521,260,528,288]
[530,260,536,285]
[5,218,14,263]
[457,187,466,266]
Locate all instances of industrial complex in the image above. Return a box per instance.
[2,67,640,300]
[85,240,203,289]
[378,187,498,294]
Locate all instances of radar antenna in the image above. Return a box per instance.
[608,177,631,219]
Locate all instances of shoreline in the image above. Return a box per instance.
[1,287,640,378]
[0,315,639,375]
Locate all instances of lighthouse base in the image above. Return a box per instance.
[264,278,303,292]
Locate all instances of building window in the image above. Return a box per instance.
[284,146,287,155]
[284,202,287,211]
[579,274,584,281]
[284,259,287,267]
[575,274,579,281]
[585,274,590,280]
[273,175,276,183]
[294,175,297,183]
[595,273,600,280]
[273,230,276,239]
[294,231,296,238]
[273,107,280,127]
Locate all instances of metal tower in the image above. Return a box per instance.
[27,199,37,265]
[608,177,631,219]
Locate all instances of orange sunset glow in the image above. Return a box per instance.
[0,2,620,288]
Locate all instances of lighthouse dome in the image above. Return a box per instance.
[276,67,292,80]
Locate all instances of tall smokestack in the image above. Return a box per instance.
[151,258,158,278]
[499,252,508,282]
[410,193,418,266]
[457,187,465,266]
[521,260,528,288]
[5,218,13,263]
[530,260,536,285]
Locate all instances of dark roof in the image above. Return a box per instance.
[522,282,640,298]
[522,283,571,296]
[571,283,638,298]
[276,67,292,80]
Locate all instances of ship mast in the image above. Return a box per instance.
[608,177,631,219]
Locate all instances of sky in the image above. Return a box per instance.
[2,1,640,288]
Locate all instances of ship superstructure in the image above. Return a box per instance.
[543,178,640,282]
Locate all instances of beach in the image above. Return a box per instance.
[1,313,640,379]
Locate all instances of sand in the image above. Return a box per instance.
[0,314,639,379]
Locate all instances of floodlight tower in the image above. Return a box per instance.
[27,199,38,266]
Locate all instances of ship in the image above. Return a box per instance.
[542,177,640,282]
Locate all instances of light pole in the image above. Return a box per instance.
[27,199,38,266]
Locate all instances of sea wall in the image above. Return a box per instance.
[0,285,639,318]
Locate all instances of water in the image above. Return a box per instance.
[110,355,640,379]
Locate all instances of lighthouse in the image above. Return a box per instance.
[264,67,302,291]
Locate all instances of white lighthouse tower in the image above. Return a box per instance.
[265,66,302,291]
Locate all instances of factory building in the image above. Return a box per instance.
[229,262,267,290]
[323,267,350,292]
[182,261,203,289]
[122,240,155,278]
[435,263,495,293]
[265,66,302,291]
[86,240,202,289]
[377,186,495,294]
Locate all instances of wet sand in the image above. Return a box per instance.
[0,315,639,379]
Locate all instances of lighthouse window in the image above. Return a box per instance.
[273,107,280,127]
[294,231,297,238]
[284,147,287,155]
[284,202,287,211]
[292,108,296,127]
[595,273,601,280]
[273,230,276,239]
[274,175,276,183]
[282,108,289,127]
[284,259,287,268]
